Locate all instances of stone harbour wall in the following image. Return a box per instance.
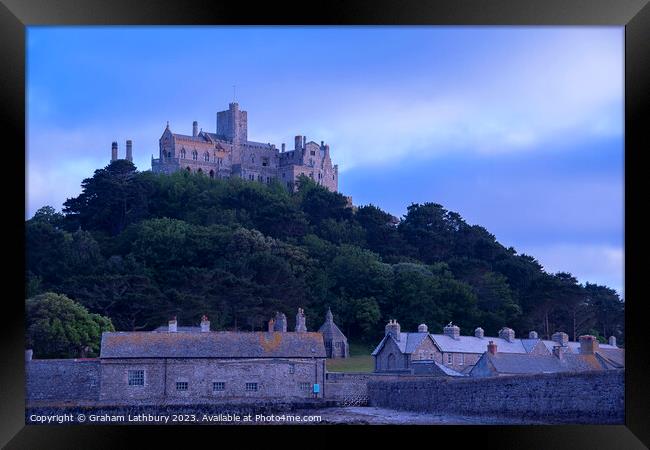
[367,369,624,424]
[26,360,100,401]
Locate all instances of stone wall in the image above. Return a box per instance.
[99,357,325,404]
[367,369,624,424]
[324,372,423,401]
[26,360,100,401]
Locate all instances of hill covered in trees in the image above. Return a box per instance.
[26,160,624,348]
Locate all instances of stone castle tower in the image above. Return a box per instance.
[150,102,339,192]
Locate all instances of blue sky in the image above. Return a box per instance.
[26,26,624,296]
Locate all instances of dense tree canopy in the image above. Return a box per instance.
[26,162,625,347]
[26,292,114,358]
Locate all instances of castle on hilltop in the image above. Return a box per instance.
[140,102,338,192]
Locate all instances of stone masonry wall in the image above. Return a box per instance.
[324,373,423,401]
[368,369,624,424]
[26,360,100,401]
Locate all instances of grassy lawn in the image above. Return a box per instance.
[326,341,375,373]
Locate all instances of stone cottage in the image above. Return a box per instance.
[318,308,349,358]
[469,335,624,377]
[372,320,623,375]
[26,311,328,406]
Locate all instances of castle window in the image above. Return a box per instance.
[245,382,258,392]
[249,174,254,181]
[262,157,269,167]
[167,151,172,158]
[204,152,210,162]
[213,382,225,392]
[266,176,270,184]
[289,364,295,374]
[176,381,188,391]
[180,149,186,159]
[310,150,315,156]
[299,382,310,390]
[127,370,144,386]
[209,170,215,179]
[192,150,198,160]
[251,155,255,164]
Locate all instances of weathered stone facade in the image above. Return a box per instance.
[318,308,349,358]
[150,102,339,192]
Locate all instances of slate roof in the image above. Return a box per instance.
[429,334,529,354]
[371,332,432,356]
[475,351,621,376]
[100,331,326,359]
[153,326,201,333]
[411,360,466,377]
[540,339,619,353]
[318,318,347,341]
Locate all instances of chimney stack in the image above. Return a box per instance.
[268,318,275,332]
[608,336,617,347]
[295,135,303,151]
[295,308,307,332]
[498,327,515,342]
[273,312,287,332]
[303,136,307,148]
[111,141,118,161]
[281,143,286,152]
[487,341,497,355]
[552,345,563,360]
[126,140,133,162]
[551,331,569,347]
[417,323,428,333]
[200,315,210,332]
[579,335,599,355]
[475,327,484,339]
[443,322,460,340]
[168,316,178,332]
[26,349,33,361]
[193,121,198,137]
[385,319,401,341]
[529,331,539,339]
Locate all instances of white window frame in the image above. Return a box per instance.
[459,353,465,365]
[212,381,225,392]
[245,382,258,392]
[127,369,145,386]
[447,353,453,365]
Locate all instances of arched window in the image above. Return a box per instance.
[209,170,215,179]
[167,151,172,158]
[387,353,396,370]
[192,150,198,160]
[180,149,186,159]
[186,166,191,172]
[204,152,210,162]
[251,155,255,164]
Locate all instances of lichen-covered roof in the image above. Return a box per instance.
[100,331,326,359]
[476,351,620,376]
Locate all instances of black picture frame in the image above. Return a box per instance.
[1,0,647,447]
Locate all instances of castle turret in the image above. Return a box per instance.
[126,140,133,162]
[193,121,198,137]
[111,141,118,161]
[295,308,307,332]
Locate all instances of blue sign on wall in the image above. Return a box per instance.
[313,383,320,393]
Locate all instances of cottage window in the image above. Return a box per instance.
[447,353,453,365]
[299,382,310,390]
[128,370,144,386]
[289,364,295,374]
[459,354,465,365]
[176,381,188,391]
[245,382,258,391]
[213,382,225,392]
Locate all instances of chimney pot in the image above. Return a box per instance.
[579,335,599,354]
[417,323,428,333]
[529,331,538,339]
[126,140,133,162]
[608,336,617,347]
[487,341,497,355]
[443,322,460,340]
[168,316,178,333]
[200,314,210,332]
[498,327,515,342]
[475,327,484,338]
[551,331,569,347]
[385,320,401,341]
